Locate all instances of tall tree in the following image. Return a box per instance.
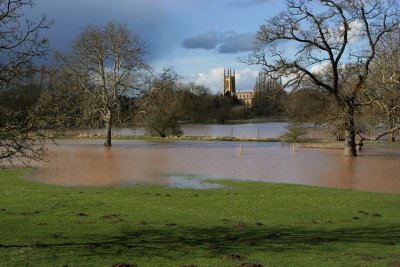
[286,88,332,126]
[0,0,52,166]
[37,69,101,130]
[246,0,399,156]
[0,0,51,83]
[364,31,400,142]
[176,83,214,122]
[140,67,184,138]
[252,72,285,116]
[59,22,148,146]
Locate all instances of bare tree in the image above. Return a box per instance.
[0,0,52,166]
[139,67,184,138]
[174,82,214,122]
[0,0,51,83]
[252,72,286,116]
[364,31,400,142]
[37,69,101,130]
[246,0,399,156]
[0,88,47,166]
[285,88,333,127]
[59,22,148,146]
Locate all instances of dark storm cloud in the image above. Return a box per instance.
[181,30,221,50]
[25,0,182,62]
[218,32,256,53]
[182,30,256,54]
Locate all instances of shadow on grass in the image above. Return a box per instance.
[1,223,399,259]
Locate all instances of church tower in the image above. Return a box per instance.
[223,69,236,96]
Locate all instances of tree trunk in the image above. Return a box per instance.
[104,112,112,147]
[344,128,357,156]
[389,131,396,143]
[388,119,397,142]
[343,104,357,157]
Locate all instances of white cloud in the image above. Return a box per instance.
[310,62,330,74]
[235,68,259,90]
[332,20,365,45]
[193,67,225,94]
[347,20,365,44]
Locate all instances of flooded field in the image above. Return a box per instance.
[28,139,400,193]
[73,121,389,141]
[74,121,292,139]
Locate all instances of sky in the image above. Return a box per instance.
[27,0,285,94]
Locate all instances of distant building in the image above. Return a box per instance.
[236,91,253,108]
[223,68,236,96]
[223,68,254,108]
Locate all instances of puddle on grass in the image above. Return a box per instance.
[167,174,225,189]
[116,174,225,189]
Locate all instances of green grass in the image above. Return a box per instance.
[0,169,399,267]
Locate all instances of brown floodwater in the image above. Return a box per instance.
[27,139,400,193]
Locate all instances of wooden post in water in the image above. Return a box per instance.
[231,127,234,137]
[239,143,244,158]
[204,127,207,137]
[257,127,260,139]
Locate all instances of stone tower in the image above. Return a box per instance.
[223,69,236,96]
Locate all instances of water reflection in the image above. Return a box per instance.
[28,140,400,193]
[182,122,288,138]
[75,121,290,139]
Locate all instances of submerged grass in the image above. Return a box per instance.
[56,133,282,142]
[0,169,399,267]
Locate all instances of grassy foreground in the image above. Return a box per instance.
[0,170,399,267]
